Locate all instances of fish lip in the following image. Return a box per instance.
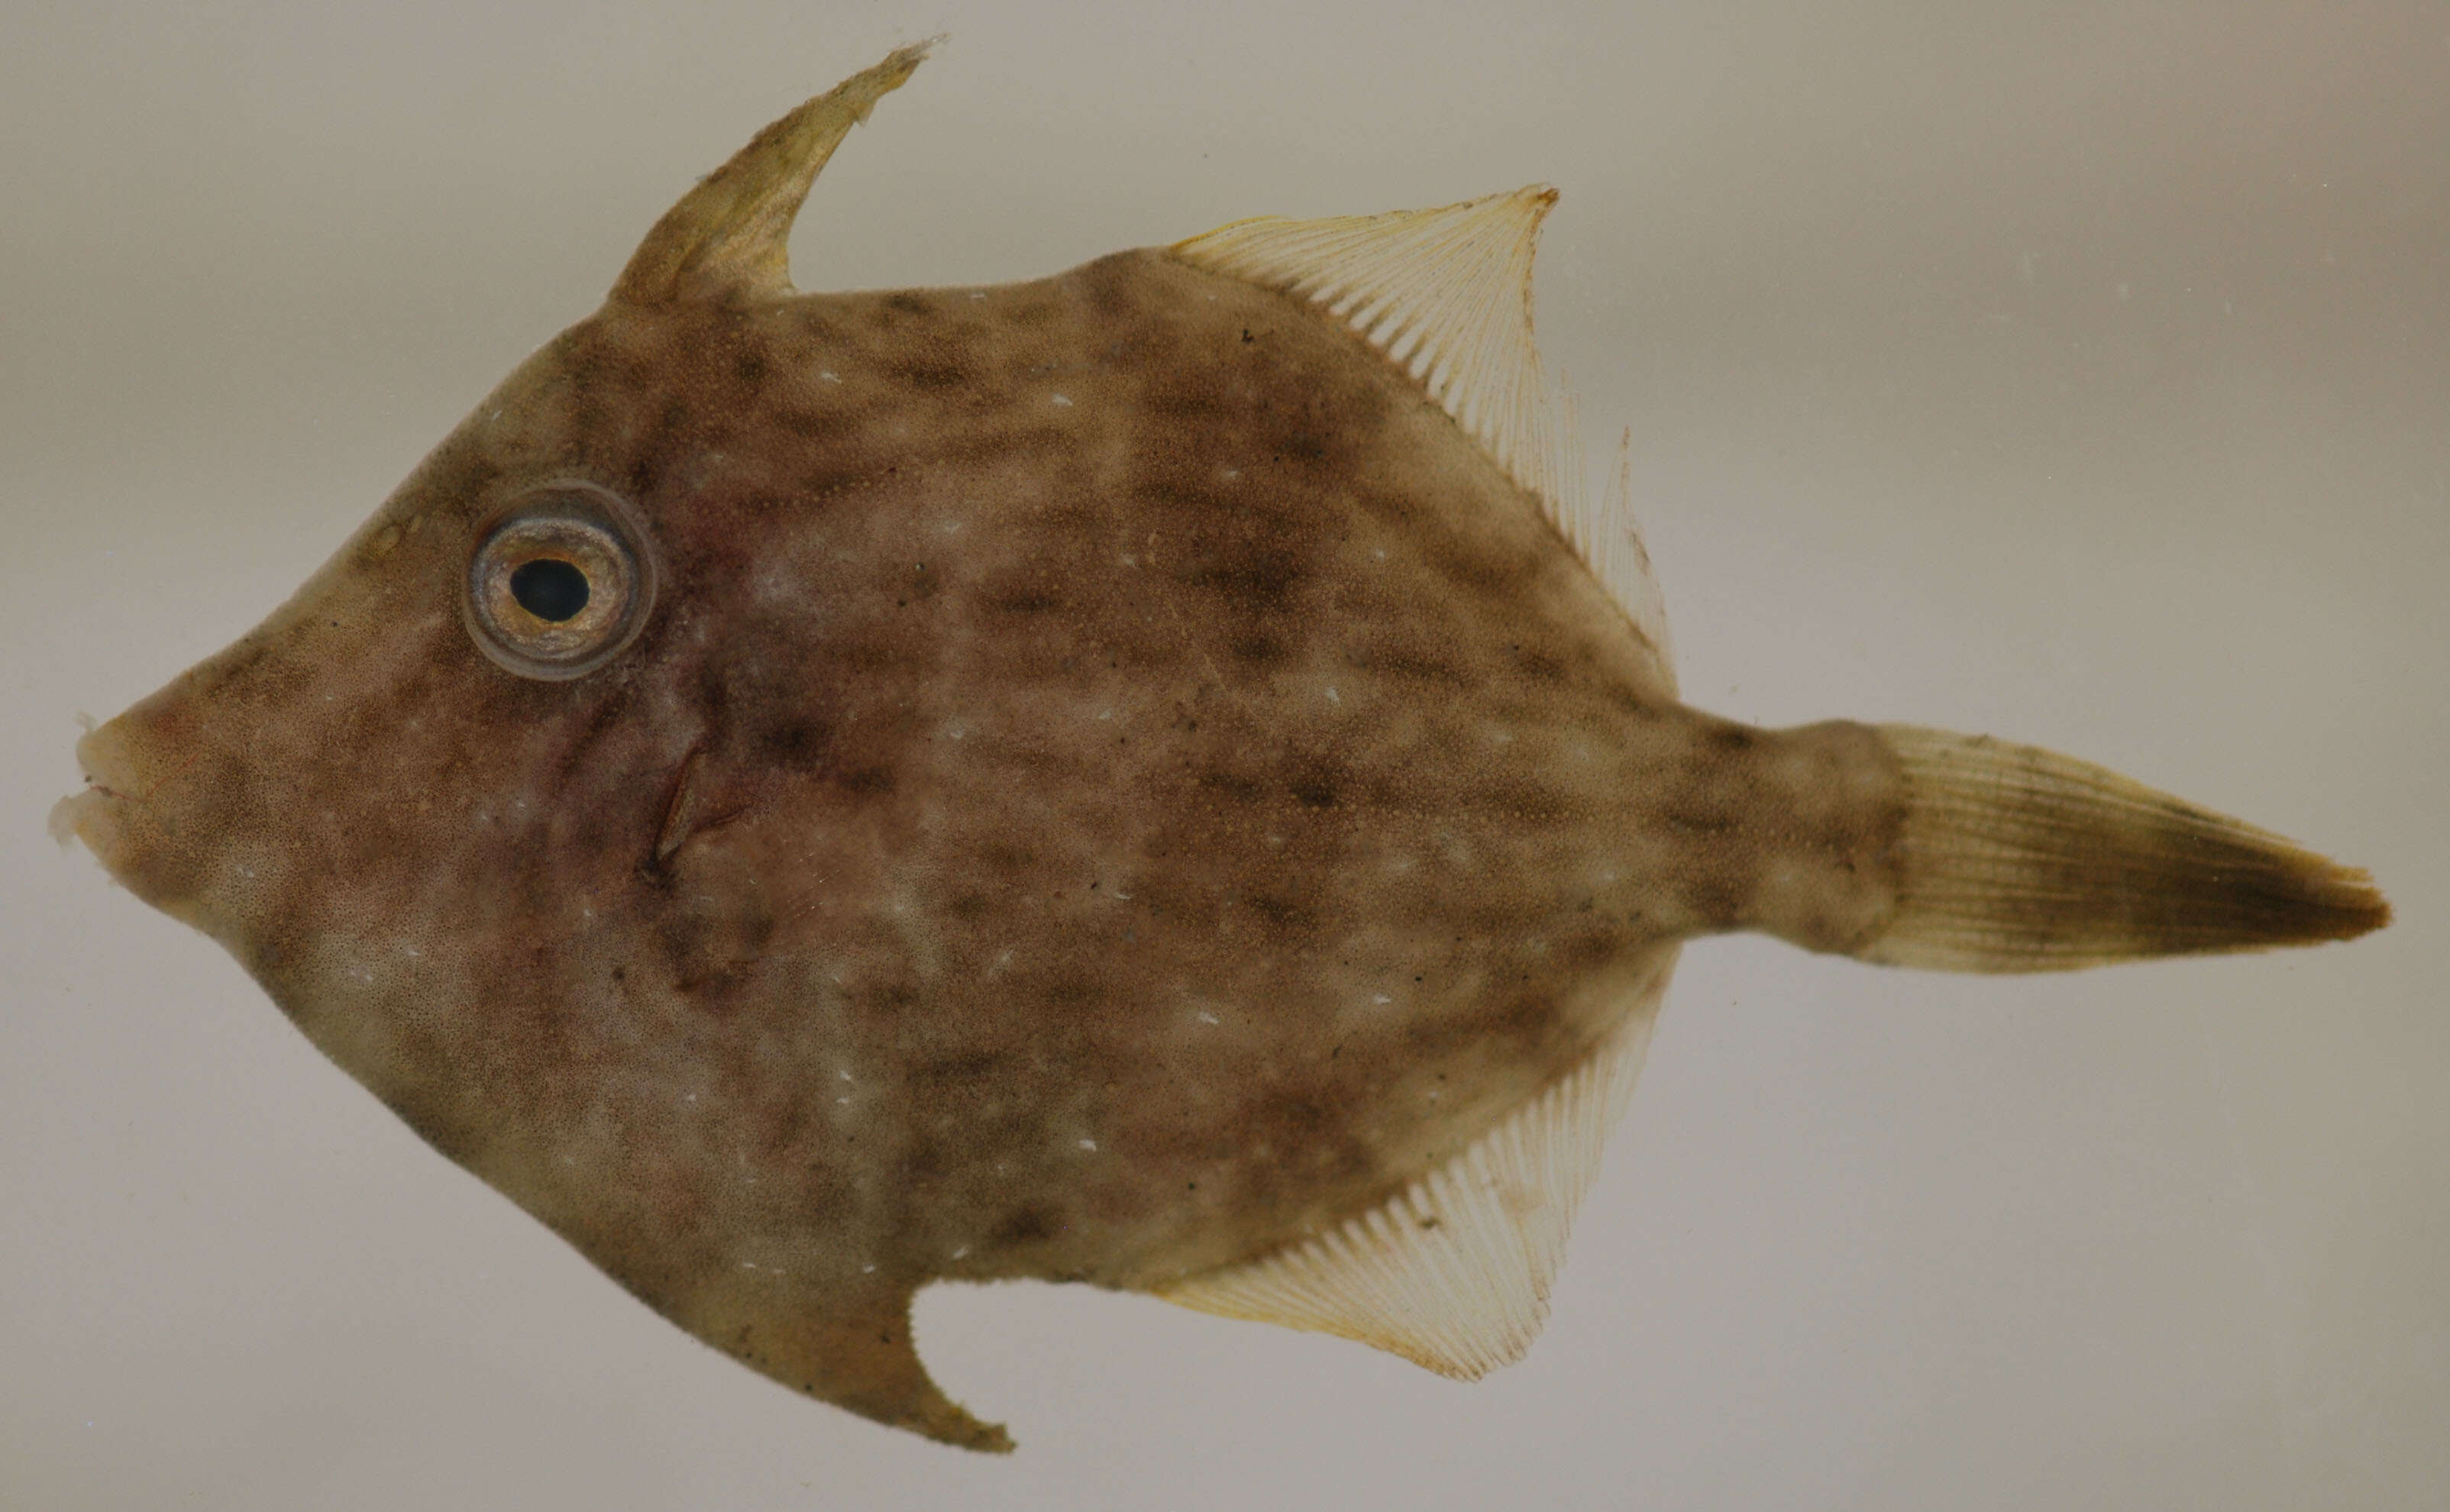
[70,714,157,801]
[56,718,140,859]
[49,783,118,855]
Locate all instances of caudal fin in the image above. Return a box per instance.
[1859,725,2390,972]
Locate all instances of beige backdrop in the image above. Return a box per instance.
[4,3,2442,1508]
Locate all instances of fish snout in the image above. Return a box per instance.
[53,711,151,867]
[53,685,241,925]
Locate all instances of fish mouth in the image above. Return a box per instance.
[48,783,117,849]
[57,699,276,944]
[52,716,145,873]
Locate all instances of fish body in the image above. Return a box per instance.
[56,44,2387,1451]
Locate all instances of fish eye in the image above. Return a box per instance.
[463,481,657,680]
[509,558,590,622]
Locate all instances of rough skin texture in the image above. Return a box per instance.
[63,244,1911,1446]
[60,47,2384,1450]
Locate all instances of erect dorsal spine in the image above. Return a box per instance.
[612,40,935,307]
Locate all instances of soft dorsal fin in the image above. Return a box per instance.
[1599,422,1676,683]
[1154,949,1677,1378]
[1172,191,1675,689]
[613,40,935,306]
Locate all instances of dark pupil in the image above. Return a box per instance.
[509,557,591,622]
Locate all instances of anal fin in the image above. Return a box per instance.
[1155,950,1677,1378]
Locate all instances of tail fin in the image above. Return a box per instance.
[1860,725,2390,972]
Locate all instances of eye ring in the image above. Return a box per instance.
[463,480,658,680]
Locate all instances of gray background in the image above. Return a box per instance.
[4,2,2442,1507]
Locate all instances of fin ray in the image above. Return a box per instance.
[1173,191,1674,689]
[1863,727,2390,970]
[1155,949,1677,1378]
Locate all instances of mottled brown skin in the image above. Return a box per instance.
[67,243,1902,1445]
[62,48,2386,1450]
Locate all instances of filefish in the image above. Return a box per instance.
[53,43,2388,1451]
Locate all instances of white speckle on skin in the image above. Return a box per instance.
[1220,467,1240,480]
[1373,546,1388,560]
[967,290,986,301]
[862,1263,876,1274]
[1197,1010,1220,1025]
[1096,708,1115,721]
[839,1069,854,1083]
[951,1245,970,1259]
[819,369,842,383]
[1051,393,1073,407]
[1078,1138,1097,1152]
[1372,993,1392,1005]
[1324,686,1340,704]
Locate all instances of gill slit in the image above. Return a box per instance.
[651,745,710,871]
